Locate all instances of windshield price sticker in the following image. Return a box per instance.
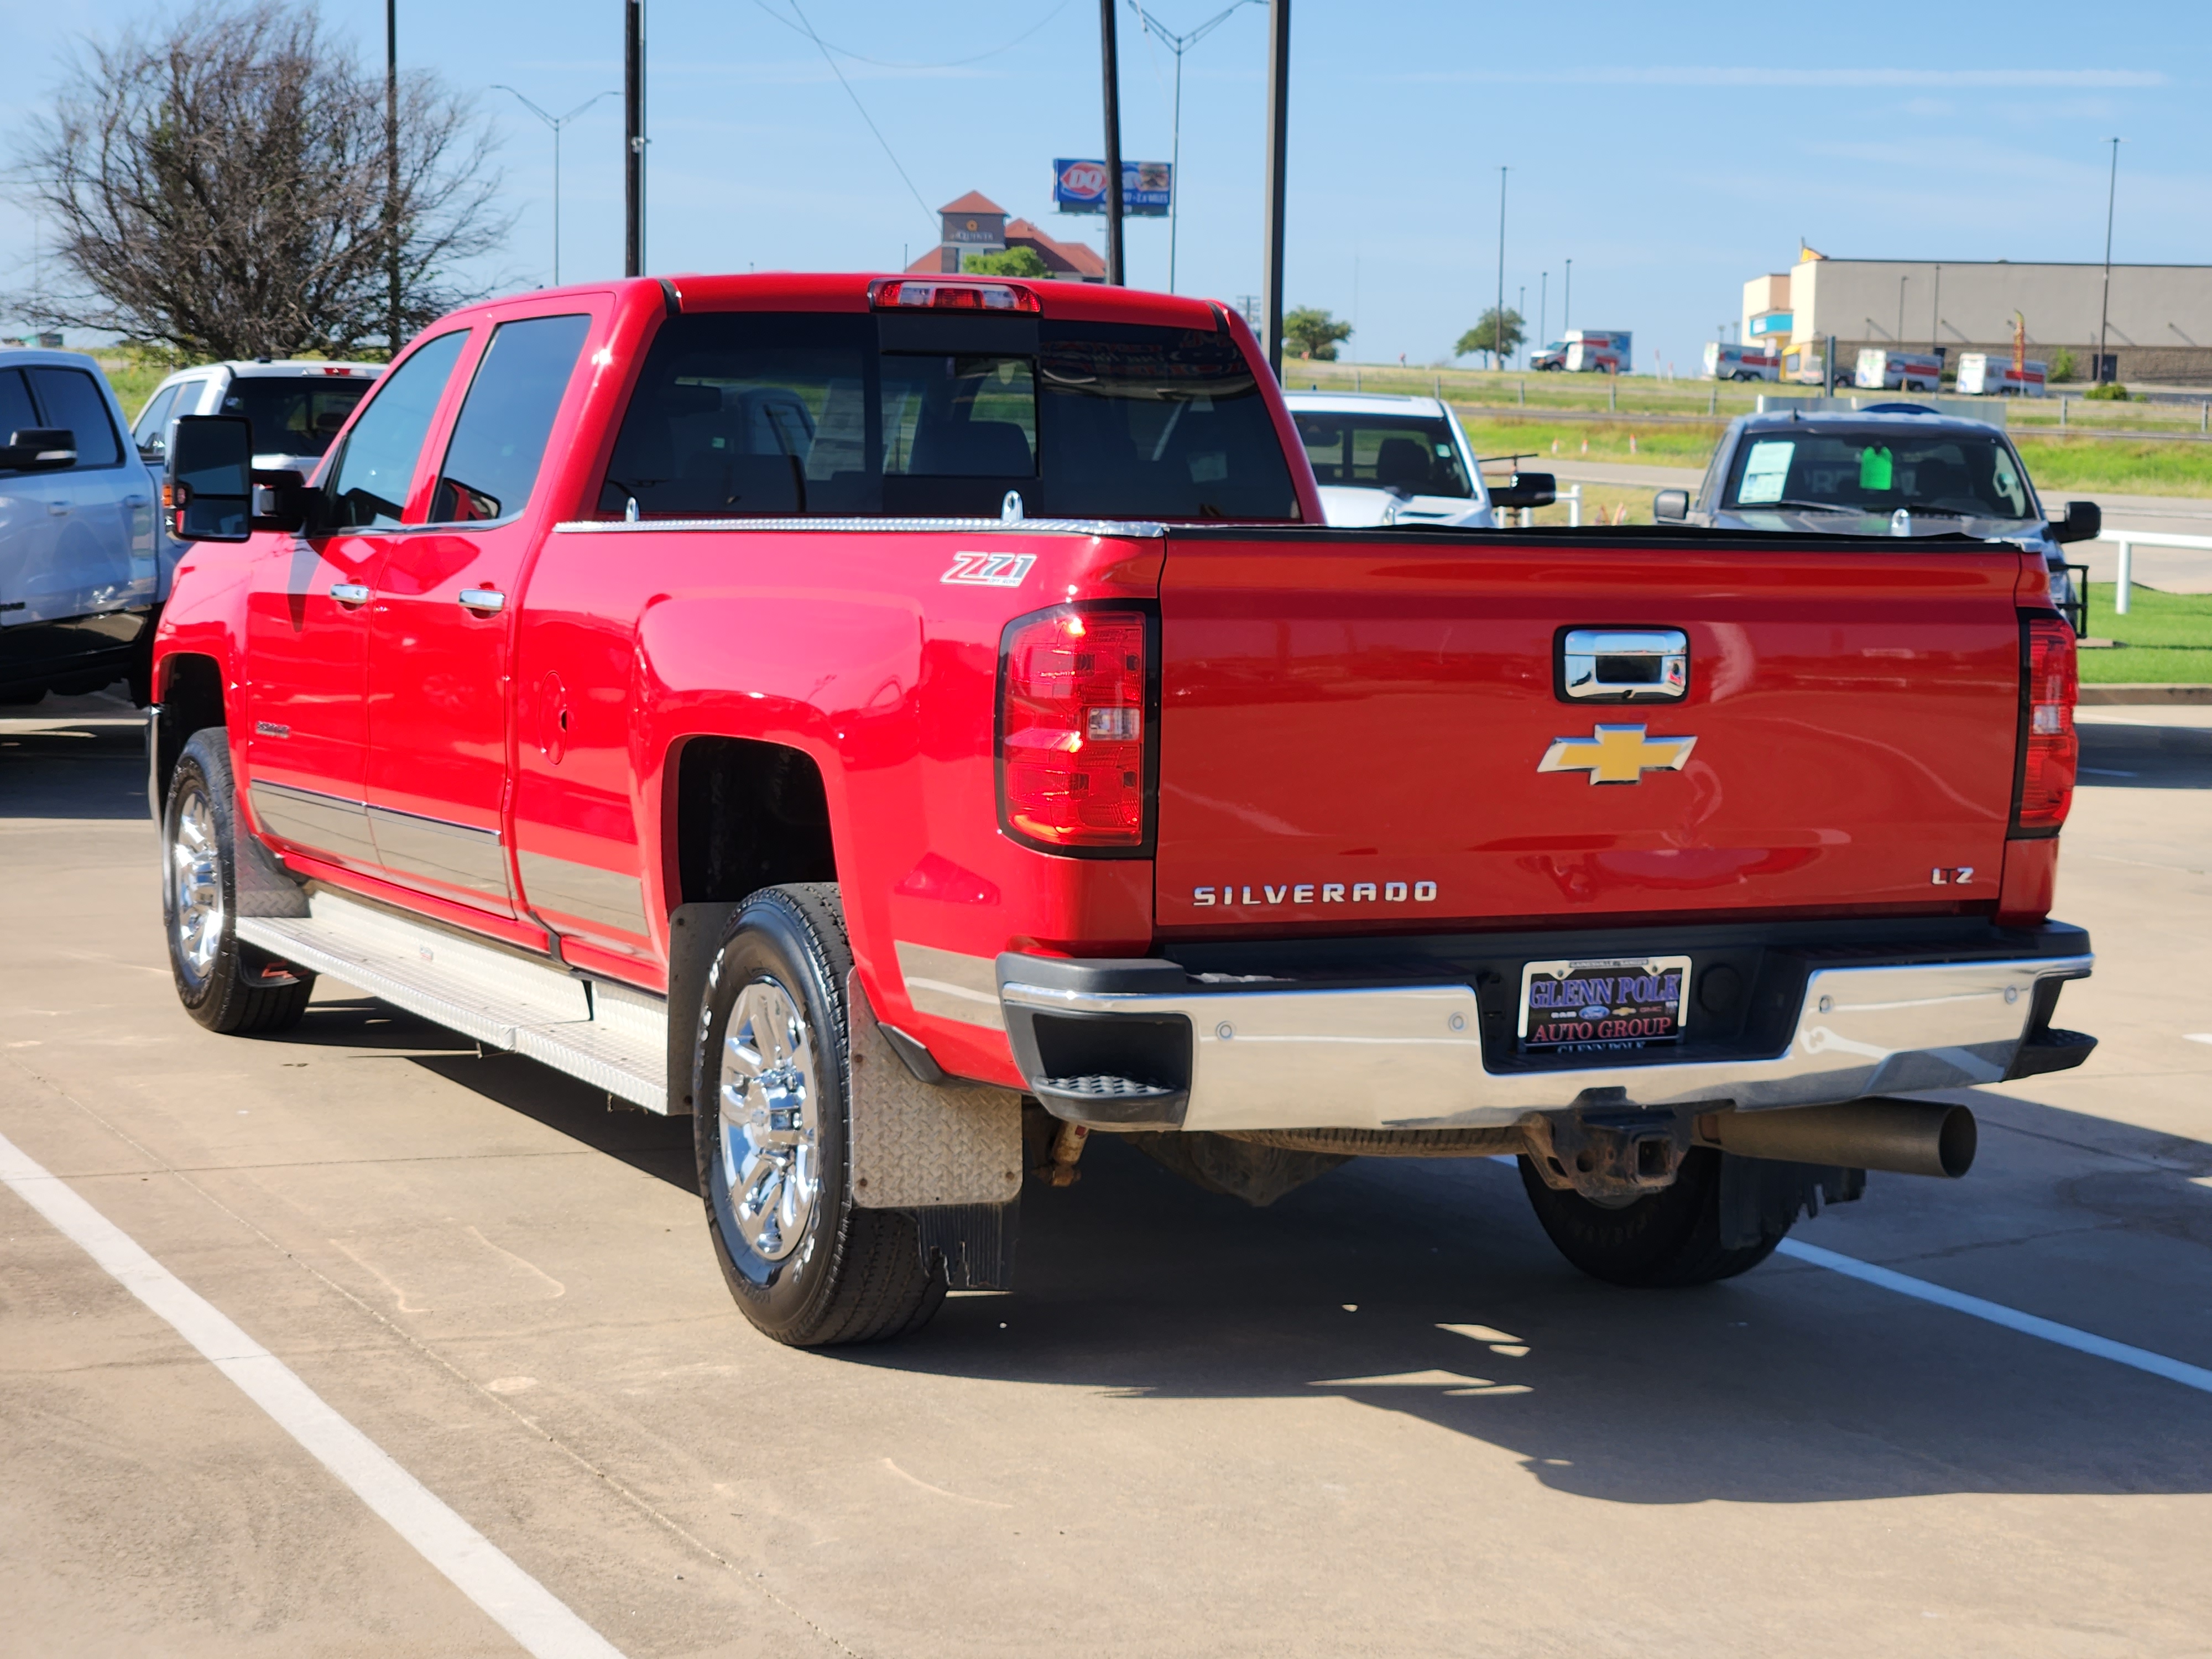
[1518,955,1692,1052]
[1738,440,1794,504]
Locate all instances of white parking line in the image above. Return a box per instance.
[1485,1155,2212,1396]
[1774,1239,2212,1395]
[0,1130,628,1659]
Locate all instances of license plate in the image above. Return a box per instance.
[1517,955,1691,1052]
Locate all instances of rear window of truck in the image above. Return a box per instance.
[598,312,1298,521]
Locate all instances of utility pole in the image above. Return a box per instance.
[494,88,618,285]
[1127,1,1257,293]
[384,0,401,355]
[1896,274,1907,343]
[1099,0,1125,285]
[1930,263,1942,358]
[1494,167,1506,372]
[2099,136,2122,384]
[1517,284,1525,371]
[624,0,645,277]
[1260,0,1290,376]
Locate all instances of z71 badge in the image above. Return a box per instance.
[941,551,1037,587]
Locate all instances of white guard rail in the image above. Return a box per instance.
[2100,530,2212,614]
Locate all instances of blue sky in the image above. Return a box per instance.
[3,0,2207,372]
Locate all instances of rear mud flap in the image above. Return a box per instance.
[1717,1155,1865,1249]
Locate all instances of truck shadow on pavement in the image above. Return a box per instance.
[0,706,150,820]
[295,993,2212,1505]
[848,1115,2212,1506]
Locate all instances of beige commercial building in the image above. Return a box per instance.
[1741,251,2212,384]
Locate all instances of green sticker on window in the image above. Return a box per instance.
[1859,445,1893,491]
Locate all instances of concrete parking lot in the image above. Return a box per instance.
[3,695,2210,1658]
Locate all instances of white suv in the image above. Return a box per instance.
[131,358,382,476]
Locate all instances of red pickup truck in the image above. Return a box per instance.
[149,273,2094,1347]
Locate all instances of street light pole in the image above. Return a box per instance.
[1563,257,1571,337]
[1538,271,1546,355]
[493,88,618,286]
[385,0,403,358]
[1260,0,1290,377]
[1126,1,1257,294]
[624,0,645,277]
[1099,0,1125,285]
[2099,135,2122,384]
[1494,166,1507,373]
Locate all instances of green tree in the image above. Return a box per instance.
[963,246,1052,278]
[1454,307,1525,369]
[1283,306,1352,361]
[2047,347,2079,384]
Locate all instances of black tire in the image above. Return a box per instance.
[692,883,945,1347]
[161,729,316,1035]
[1517,1147,1787,1287]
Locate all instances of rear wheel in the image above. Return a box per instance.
[1517,1147,1787,1287]
[693,883,944,1347]
[162,729,315,1034]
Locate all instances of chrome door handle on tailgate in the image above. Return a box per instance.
[1561,628,1688,702]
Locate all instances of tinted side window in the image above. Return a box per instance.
[0,370,36,452]
[325,331,468,528]
[601,313,875,518]
[133,383,182,455]
[27,368,123,467]
[429,314,591,523]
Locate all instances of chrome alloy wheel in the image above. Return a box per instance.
[168,783,225,983]
[717,979,822,1262]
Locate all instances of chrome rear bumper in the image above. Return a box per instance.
[998,948,2093,1133]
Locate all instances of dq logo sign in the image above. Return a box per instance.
[1058,161,1108,202]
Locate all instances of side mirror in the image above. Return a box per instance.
[2051,499,2100,545]
[1490,471,1557,509]
[1653,489,1691,522]
[166,415,253,541]
[1,427,77,471]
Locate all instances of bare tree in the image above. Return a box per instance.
[9,0,509,359]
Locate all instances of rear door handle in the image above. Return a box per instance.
[458,587,506,615]
[48,502,70,516]
[329,583,371,606]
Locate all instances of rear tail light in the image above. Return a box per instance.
[869,278,1041,314]
[2013,614,2078,834]
[999,607,1151,851]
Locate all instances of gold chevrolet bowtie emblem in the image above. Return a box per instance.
[1537,724,1698,785]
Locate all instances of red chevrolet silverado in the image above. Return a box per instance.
[148,273,2094,1346]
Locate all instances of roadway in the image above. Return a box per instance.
[3,695,2209,1657]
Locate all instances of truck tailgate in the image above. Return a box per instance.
[1155,534,2026,932]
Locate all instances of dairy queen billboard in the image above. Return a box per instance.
[1053,159,1172,216]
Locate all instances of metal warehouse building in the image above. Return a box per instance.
[1741,249,2212,384]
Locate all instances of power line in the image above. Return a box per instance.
[752,0,1074,70]
[769,0,937,229]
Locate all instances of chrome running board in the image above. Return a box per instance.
[236,891,670,1111]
